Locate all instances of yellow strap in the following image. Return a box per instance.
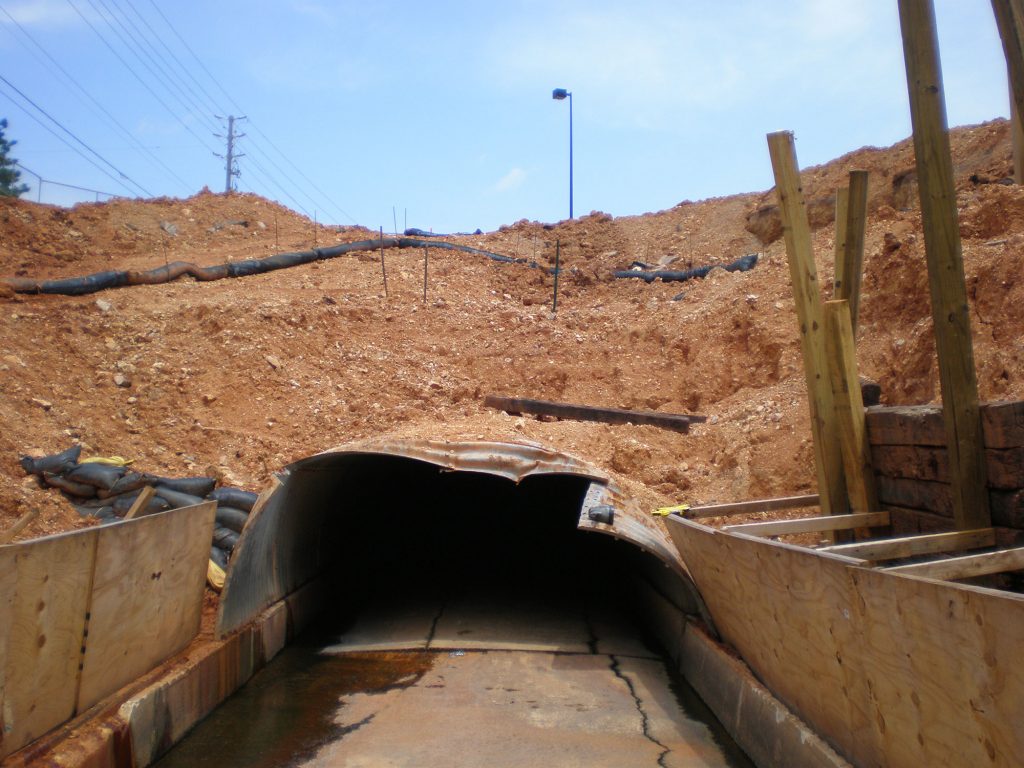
[653,504,690,517]
[207,559,226,592]
[80,455,135,466]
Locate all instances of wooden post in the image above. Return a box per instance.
[124,486,155,520]
[837,170,869,333]
[379,226,389,298]
[991,0,1024,181]
[832,186,849,288]
[0,506,41,543]
[824,300,879,516]
[767,131,848,518]
[898,0,990,529]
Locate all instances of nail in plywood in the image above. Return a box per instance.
[0,529,98,760]
[824,299,879,516]
[898,0,990,530]
[767,130,847,519]
[883,545,1024,580]
[818,528,995,563]
[76,502,215,712]
[723,511,889,537]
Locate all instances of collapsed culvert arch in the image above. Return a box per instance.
[216,438,712,641]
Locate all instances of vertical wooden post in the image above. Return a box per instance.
[767,131,848,518]
[898,0,990,529]
[991,0,1024,181]
[837,171,869,333]
[1013,93,1024,182]
[832,186,850,291]
[824,300,879,516]
[379,226,389,298]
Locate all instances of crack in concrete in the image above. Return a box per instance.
[609,654,672,768]
[424,598,446,649]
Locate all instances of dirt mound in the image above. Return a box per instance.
[2,118,1023,541]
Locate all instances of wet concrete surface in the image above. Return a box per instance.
[156,584,753,768]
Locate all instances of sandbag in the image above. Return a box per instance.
[19,445,82,476]
[212,526,240,551]
[67,461,128,490]
[215,506,249,534]
[112,490,170,517]
[149,476,217,497]
[99,471,153,498]
[42,471,97,498]
[208,486,258,511]
[153,485,206,509]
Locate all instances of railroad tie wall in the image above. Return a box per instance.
[866,401,1024,538]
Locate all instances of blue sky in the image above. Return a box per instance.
[0,1,1010,233]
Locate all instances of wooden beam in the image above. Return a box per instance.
[767,131,848,518]
[837,171,869,333]
[683,494,820,519]
[898,0,990,530]
[883,545,1024,580]
[825,299,879,516]
[992,0,1024,181]
[0,506,41,544]
[482,395,706,433]
[723,511,889,537]
[123,485,155,520]
[819,528,995,563]
[832,186,849,289]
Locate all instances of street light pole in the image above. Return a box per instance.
[552,88,573,219]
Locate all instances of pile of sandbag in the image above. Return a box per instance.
[20,445,257,571]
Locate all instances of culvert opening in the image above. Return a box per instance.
[258,453,685,654]
[162,450,754,768]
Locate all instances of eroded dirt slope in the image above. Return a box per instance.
[2,119,1022,539]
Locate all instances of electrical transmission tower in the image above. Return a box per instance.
[214,115,246,193]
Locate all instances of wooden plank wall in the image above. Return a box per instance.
[867,402,1024,532]
[77,502,215,711]
[667,517,1024,768]
[0,502,214,760]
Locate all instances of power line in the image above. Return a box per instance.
[65,0,221,158]
[0,83,142,196]
[84,0,219,135]
[0,3,194,193]
[0,73,152,196]
[144,0,356,224]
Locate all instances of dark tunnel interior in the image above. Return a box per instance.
[299,455,684,647]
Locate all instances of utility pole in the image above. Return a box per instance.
[214,115,246,193]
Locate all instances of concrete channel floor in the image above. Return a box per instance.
[157,587,752,768]
[312,589,747,768]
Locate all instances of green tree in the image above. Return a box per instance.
[0,119,29,198]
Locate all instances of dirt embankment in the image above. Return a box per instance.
[2,119,1022,540]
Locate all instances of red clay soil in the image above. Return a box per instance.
[2,119,1023,542]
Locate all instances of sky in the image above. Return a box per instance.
[0,1,1012,233]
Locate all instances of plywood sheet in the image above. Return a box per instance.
[77,502,215,712]
[0,529,98,760]
[667,516,1024,767]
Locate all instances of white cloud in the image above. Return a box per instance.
[1,0,81,27]
[495,167,526,192]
